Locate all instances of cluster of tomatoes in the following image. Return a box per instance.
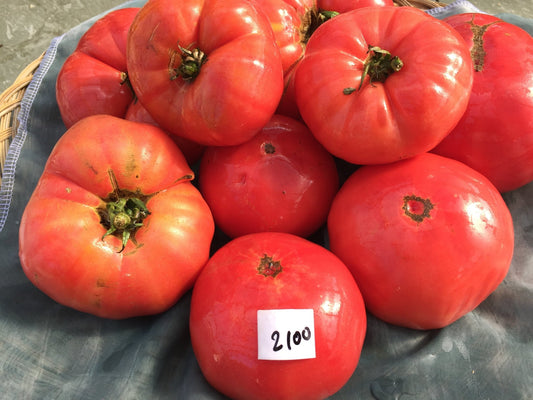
[18,0,533,399]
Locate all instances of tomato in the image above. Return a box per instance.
[432,13,533,193]
[198,114,339,238]
[293,6,474,165]
[126,0,284,147]
[252,0,394,119]
[18,115,215,319]
[250,0,394,77]
[125,100,205,166]
[189,232,367,400]
[56,8,139,128]
[327,153,514,330]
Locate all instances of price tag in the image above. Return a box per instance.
[257,309,316,360]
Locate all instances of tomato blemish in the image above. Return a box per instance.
[257,254,282,278]
[402,195,433,223]
[262,142,276,154]
[468,18,499,72]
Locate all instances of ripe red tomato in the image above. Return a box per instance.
[432,13,533,193]
[293,6,474,165]
[189,232,367,400]
[198,114,339,238]
[126,0,284,146]
[56,8,139,128]
[327,153,515,330]
[19,115,215,319]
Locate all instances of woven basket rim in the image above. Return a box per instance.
[0,52,44,185]
[0,0,444,185]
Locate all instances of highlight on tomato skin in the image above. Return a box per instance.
[327,153,515,330]
[189,231,367,400]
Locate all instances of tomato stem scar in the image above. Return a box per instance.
[257,254,283,278]
[468,18,498,72]
[402,195,434,223]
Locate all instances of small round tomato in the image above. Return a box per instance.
[198,114,339,238]
[293,6,473,165]
[19,115,215,319]
[432,13,533,193]
[189,232,367,400]
[327,153,514,330]
[56,8,139,128]
[126,0,284,146]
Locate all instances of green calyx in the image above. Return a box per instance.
[172,45,208,82]
[344,45,404,94]
[101,197,150,253]
[99,169,150,253]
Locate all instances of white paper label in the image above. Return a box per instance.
[257,309,316,360]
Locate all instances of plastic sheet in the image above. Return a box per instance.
[0,1,532,398]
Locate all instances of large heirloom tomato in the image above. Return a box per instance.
[56,8,139,128]
[328,153,514,330]
[198,114,339,238]
[19,115,215,319]
[294,6,474,165]
[126,0,284,146]
[432,13,533,193]
[190,232,367,400]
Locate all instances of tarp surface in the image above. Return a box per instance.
[0,1,531,398]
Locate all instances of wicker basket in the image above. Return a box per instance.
[0,53,44,186]
[0,0,443,186]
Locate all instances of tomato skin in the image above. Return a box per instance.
[189,232,367,400]
[327,153,514,330]
[19,115,215,319]
[198,114,339,238]
[126,0,284,146]
[125,100,205,166]
[432,13,533,193]
[249,0,313,75]
[294,6,473,165]
[56,8,139,128]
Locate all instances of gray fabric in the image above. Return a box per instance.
[0,1,532,398]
